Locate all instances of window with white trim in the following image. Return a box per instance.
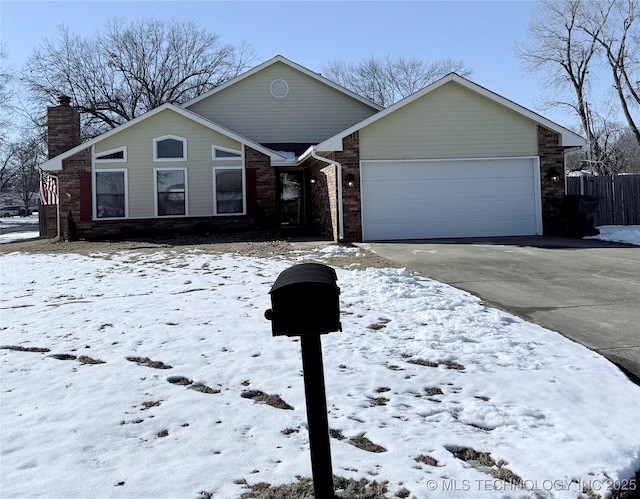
[96,170,127,218]
[95,146,127,162]
[213,167,244,215]
[154,135,187,161]
[155,168,187,216]
[212,145,243,161]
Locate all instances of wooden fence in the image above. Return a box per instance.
[566,174,640,225]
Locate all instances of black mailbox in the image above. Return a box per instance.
[265,263,341,336]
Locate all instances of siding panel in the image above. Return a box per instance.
[360,83,538,160]
[187,62,378,144]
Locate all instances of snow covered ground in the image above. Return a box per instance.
[1,244,639,498]
[0,214,40,244]
[587,225,640,246]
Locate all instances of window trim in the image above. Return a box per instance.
[153,135,187,162]
[212,166,246,216]
[93,168,128,220]
[154,167,188,217]
[95,146,127,163]
[212,145,243,161]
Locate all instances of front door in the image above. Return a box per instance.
[277,170,306,227]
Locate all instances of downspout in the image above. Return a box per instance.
[52,174,61,242]
[309,146,344,241]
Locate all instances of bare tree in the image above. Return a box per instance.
[578,0,640,147]
[567,124,640,173]
[0,142,18,192]
[322,55,472,107]
[21,17,257,138]
[615,128,640,171]
[516,0,603,162]
[0,136,45,209]
[0,45,15,142]
[517,0,640,173]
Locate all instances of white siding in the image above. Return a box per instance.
[94,110,243,218]
[360,82,538,161]
[187,62,378,144]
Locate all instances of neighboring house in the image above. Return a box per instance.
[40,55,586,242]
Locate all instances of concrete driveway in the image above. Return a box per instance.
[362,236,640,382]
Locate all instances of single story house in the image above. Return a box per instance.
[40,55,586,242]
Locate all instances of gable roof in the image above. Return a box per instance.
[182,55,383,112]
[316,73,586,151]
[41,103,287,170]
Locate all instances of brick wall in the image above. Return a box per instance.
[305,156,338,241]
[47,96,80,159]
[335,132,362,242]
[303,132,361,242]
[245,146,277,228]
[538,126,567,235]
[73,215,257,240]
[45,97,87,238]
[46,149,92,239]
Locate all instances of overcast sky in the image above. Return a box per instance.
[2,1,582,129]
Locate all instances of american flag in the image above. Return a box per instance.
[39,170,59,206]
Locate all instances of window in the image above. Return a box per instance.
[155,169,187,216]
[212,145,243,161]
[95,146,126,162]
[154,135,186,161]
[213,167,244,215]
[96,170,126,218]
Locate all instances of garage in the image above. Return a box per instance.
[360,157,542,241]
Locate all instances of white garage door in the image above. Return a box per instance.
[360,158,542,241]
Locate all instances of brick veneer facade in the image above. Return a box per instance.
[306,156,338,241]
[304,132,361,242]
[45,97,86,239]
[335,132,362,242]
[245,146,277,228]
[537,125,568,235]
[47,96,80,159]
[45,148,91,239]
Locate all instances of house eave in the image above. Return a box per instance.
[40,157,64,172]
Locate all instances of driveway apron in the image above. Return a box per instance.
[362,237,640,382]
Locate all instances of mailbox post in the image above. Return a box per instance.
[265,263,341,498]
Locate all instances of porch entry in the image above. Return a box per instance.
[277,169,307,228]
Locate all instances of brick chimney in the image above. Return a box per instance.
[47,95,81,159]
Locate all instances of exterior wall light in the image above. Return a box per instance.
[346,173,356,188]
[546,168,561,182]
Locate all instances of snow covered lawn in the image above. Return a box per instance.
[1,246,639,498]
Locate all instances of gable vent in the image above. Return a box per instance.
[270,79,289,98]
